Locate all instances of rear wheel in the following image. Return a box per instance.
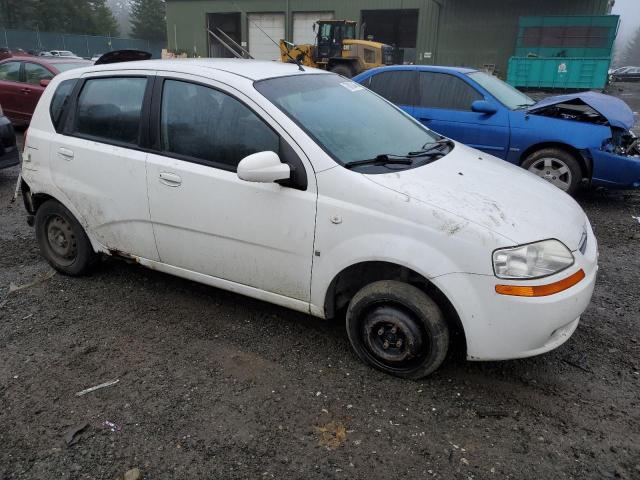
[330,64,353,78]
[35,200,97,275]
[521,148,582,195]
[346,281,449,379]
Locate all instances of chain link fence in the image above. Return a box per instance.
[1,28,165,59]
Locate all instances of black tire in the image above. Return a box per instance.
[521,148,583,195]
[35,199,97,276]
[330,64,353,78]
[346,280,449,379]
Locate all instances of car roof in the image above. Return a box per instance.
[71,58,327,81]
[1,55,90,64]
[359,65,479,76]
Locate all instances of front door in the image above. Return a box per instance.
[50,73,159,260]
[145,75,317,302]
[21,62,54,118]
[413,71,510,158]
[0,60,26,123]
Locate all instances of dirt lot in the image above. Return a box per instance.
[1,85,640,480]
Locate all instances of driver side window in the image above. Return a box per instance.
[160,79,279,171]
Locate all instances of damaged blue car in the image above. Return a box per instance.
[354,65,640,194]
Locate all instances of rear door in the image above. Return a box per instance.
[0,61,26,123]
[49,72,159,260]
[364,69,417,116]
[413,71,510,158]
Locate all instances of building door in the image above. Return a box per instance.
[248,13,285,60]
[361,9,418,64]
[293,11,334,45]
[208,13,241,58]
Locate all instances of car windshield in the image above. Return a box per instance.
[255,74,441,167]
[54,62,90,72]
[467,71,535,110]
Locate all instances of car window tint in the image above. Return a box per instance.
[160,79,279,170]
[367,71,417,105]
[0,61,21,82]
[418,72,482,110]
[24,63,53,85]
[49,79,77,132]
[75,77,147,145]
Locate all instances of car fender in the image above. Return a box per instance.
[507,111,611,166]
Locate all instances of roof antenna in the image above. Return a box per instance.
[231,0,304,71]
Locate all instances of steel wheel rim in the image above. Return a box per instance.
[361,304,428,371]
[45,214,77,266]
[527,157,572,191]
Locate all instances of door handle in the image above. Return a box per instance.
[20,88,31,94]
[159,171,182,187]
[57,148,74,160]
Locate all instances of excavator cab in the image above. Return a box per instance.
[315,20,357,59]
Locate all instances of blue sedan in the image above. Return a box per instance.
[354,65,640,194]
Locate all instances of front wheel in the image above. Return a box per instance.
[329,64,353,78]
[346,281,449,379]
[521,148,582,195]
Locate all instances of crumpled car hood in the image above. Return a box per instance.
[366,144,587,250]
[527,91,635,130]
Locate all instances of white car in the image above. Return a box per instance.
[49,50,83,59]
[20,59,598,378]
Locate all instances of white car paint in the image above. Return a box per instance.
[22,59,598,362]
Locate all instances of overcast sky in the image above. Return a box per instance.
[612,0,639,53]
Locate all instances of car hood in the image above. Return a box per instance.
[365,144,587,250]
[527,91,635,130]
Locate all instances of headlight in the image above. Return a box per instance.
[493,239,574,279]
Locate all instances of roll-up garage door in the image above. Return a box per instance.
[248,13,285,61]
[293,11,334,45]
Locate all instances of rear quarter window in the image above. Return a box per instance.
[49,79,77,132]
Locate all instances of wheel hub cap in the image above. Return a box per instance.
[528,157,572,191]
[46,215,77,259]
[363,306,424,364]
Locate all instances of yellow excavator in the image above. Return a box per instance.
[279,20,395,78]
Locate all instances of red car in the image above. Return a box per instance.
[0,56,91,125]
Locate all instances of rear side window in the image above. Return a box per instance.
[25,63,53,85]
[367,71,417,106]
[418,72,482,111]
[75,77,147,145]
[160,79,279,170]
[49,79,77,132]
[0,61,21,82]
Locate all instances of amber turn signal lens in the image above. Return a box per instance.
[495,269,586,297]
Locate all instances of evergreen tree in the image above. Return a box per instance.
[0,0,37,29]
[620,26,640,66]
[130,0,166,41]
[89,0,120,36]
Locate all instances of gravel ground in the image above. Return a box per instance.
[1,85,639,480]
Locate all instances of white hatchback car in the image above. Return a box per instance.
[20,59,598,378]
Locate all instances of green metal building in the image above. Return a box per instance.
[165,0,613,77]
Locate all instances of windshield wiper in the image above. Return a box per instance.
[514,103,535,110]
[344,154,414,169]
[408,138,453,156]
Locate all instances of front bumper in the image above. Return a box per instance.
[433,223,598,361]
[590,148,640,189]
[0,115,19,169]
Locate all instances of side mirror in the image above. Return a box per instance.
[471,100,497,114]
[40,79,51,87]
[237,151,290,183]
